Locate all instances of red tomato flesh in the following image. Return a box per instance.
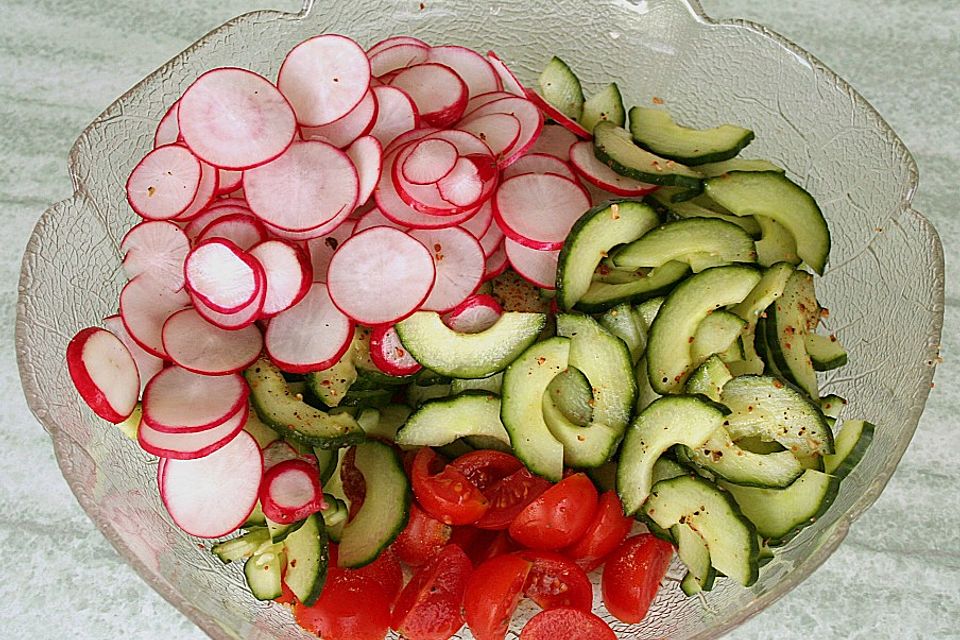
[601,533,675,624]
[463,553,532,640]
[508,473,598,549]
[515,550,593,612]
[392,502,453,566]
[562,490,633,572]
[450,449,523,489]
[411,447,489,525]
[391,544,473,640]
[519,607,617,640]
[475,466,551,530]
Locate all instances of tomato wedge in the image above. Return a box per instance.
[452,526,517,566]
[411,447,489,525]
[463,553,532,640]
[508,473,598,549]
[475,466,551,530]
[515,550,593,612]
[391,544,473,640]
[340,446,367,519]
[519,607,617,640]
[450,449,523,489]
[392,502,453,566]
[562,490,633,571]
[601,533,675,624]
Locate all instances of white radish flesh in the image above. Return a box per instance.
[259,459,325,525]
[427,45,501,100]
[184,205,253,242]
[369,325,422,376]
[142,367,249,433]
[376,149,480,229]
[504,237,561,289]
[353,207,407,233]
[568,140,659,196]
[437,156,485,207]
[408,227,486,312]
[367,35,429,57]
[184,239,264,314]
[195,213,268,251]
[161,308,264,375]
[478,215,505,256]
[464,96,544,166]
[527,123,579,159]
[483,243,509,280]
[345,135,383,205]
[248,239,313,316]
[502,152,578,182]
[215,169,243,195]
[125,144,201,220]
[103,314,164,395]
[369,42,430,78]
[120,220,190,291]
[173,160,220,221]
[493,173,590,250]
[442,294,503,333]
[265,282,354,373]
[66,327,139,423]
[191,281,265,331]
[154,101,181,147]
[307,220,358,279]
[401,138,459,185]
[301,88,378,149]
[457,112,522,160]
[390,63,468,129]
[368,85,420,148]
[119,276,191,358]
[485,51,526,96]
[459,199,494,239]
[140,403,248,460]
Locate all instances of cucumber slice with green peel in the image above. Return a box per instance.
[617,395,728,514]
[305,352,358,408]
[635,297,664,331]
[283,514,328,606]
[243,502,267,528]
[243,406,280,449]
[244,544,284,601]
[406,383,452,408]
[819,394,847,419]
[674,524,717,595]
[628,107,755,166]
[806,333,848,371]
[538,56,584,120]
[450,373,503,396]
[464,435,513,453]
[576,262,689,313]
[542,395,622,469]
[556,200,661,311]
[320,494,348,528]
[500,337,570,481]
[679,425,805,488]
[212,528,272,564]
[634,357,661,413]
[586,461,618,493]
[646,265,761,394]
[545,367,594,427]
[245,359,365,449]
[755,216,801,267]
[691,311,746,365]
[593,121,704,189]
[321,449,348,542]
[652,456,689,484]
[437,439,475,459]
[612,218,757,272]
[737,435,786,455]
[267,516,306,544]
[395,393,511,448]
[338,441,410,568]
[764,270,819,399]
[649,189,761,238]
[697,158,784,177]
[823,419,874,479]
[580,82,626,132]
[643,475,759,586]
[721,469,839,546]
[367,404,412,442]
[731,262,795,372]
[704,172,830,275]
[599,303,646,364]
[717,338,745,364]
[396,311,546,379]
[685,355,733,402]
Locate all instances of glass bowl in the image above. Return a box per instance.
[16,0,943,638]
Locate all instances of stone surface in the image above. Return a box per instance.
[0,0,957,637]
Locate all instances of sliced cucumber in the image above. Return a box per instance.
[674,524,717,595]
[599,303,646,364]
[501,337,570,481]
[364,404,411,442]
[305,351,358,408]
[283,514,328,606]
[685,355,733,402]
[617,395,727,514]
[577,262,689,313]
[545,366,594,427]
[321,449,348,542]
[643,475,759,586]
[450,373,503,396]
[628,107,754,166]
[538,56,584,120]
[806,333,848,371]
[764,270,819,399]
[691,311,746,365]
[703,171,830,275]
[649,189,762,238]
[697,158,784,177]
[680,425,804,488]
[243,405,280,449]
[320,494,348,528]
[755,216,801,267]
[244,544,284,601]
[557,200,661,311]
[406,383,451,408]
[212,528,271,564]
[612,218,757,272]
[587,460,618,493]
[581,82,626,132]
[635,297,664,331]
[396,311,545,379]
[731,262,795,373]
[395,393,510,448]
[823,419,874,479]
[245,359,364,449]
[338,441,410,568]
[593,120,704,188]
[242,502,267,528]
[634,357,661,412]
[652,456,689,484]
[541,396,622,469]
[819,394,847,419]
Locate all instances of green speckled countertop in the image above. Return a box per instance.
[1,0,956,637]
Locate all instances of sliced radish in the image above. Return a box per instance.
[141,402,249,461]
[486,51,526,96]
[173,159,220,221]
[525,88,592,139]
[154,101,181,147]
[483,243,509,281]
[465,96,544,166]
[300,88,378,149]
[368,85,420,148]
[478,216,505,257]
[437,156,490,208]
[196,213,268,251]
[493,173,590,250]
[178,67,297,169]
[401,138,459,185]
[368,35,429,57]
[206,196,249,210]
[504,237,561,289]
[119,276,191,358]
[262,440,317,470]
[527,123,579,159]
[327,226,436,325]
[369,42,430,78]
[103,314,164,395]
[345,135,383,205]
[184,205,253,242]
[568,140,659,196]
[376,149,481,229]
[502,152,578,182]
[66,327,139,423]
[408,226,486,312]
[142,368,248,437]
[392,146,475,216]
[120,220,190,291]
[427,45,501,99]
[244,140,359,232]
[459,198,494,239]
[184,239,265,314]
[259,458,325,525]
[384,125,440,158]
[277,34,371,127]
[161,308,263,375]
[463,91,516,118]
[191,281,265,331]
[307,219,358,279]
[441,294,503,333]
[126,144,202,220]
[261,207,351,242]
[353,207,406,233]
[390,63,468,129]
[369,325,422,376]
[158,428,262,537]
[249,239,313,316]
[265,282,354,373]
[457,112,522,160]
[215,169,243,196]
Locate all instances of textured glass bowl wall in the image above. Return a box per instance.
[16,0,943,638]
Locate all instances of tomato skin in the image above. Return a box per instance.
[353,547,404,604]
[514,550,593,612]
[601,533,675,624]
[562,490,633,571]
[463,554,532,640]
[294,557,393,640]
[475,467,552,530]
[340,446,367,519]
[391,544,473,640]
[274,579,298,606]
[450,450,523,490]
[508,473,599,550]
[411,447,490,525]
[519,607,617,640]
[392,502,453,566]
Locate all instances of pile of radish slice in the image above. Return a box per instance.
[66,33,638,539]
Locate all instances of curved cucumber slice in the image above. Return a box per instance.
[698,158,784,177]
[599,303,646,364]
[685,355,732,403]
[545,366,594,427]
[612,218,757,271]
[395,393,510,448]
[538,56,583,120]
[593,121,703,189]
[244,545,283,601]
[691,311,746,365]
[823,419,874,479]
[650,189,762,238]
[680,425,804,488]
[283,514,328,606]
[396,311,546,379]
[755,216,801,267]
[674,523,717,595]
[628,107,754,166]
[580,82,625,132]
[806,333,848,371]
[577,262,690,313]
[765,270,819,399]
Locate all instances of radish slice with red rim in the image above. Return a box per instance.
[184,205,253,242]
[457,112,522,160]
[161,308,264,376]
[353,207,407,233]
[66,327,139,423]
[345,135,383,205]
[196,213,268,251]
[184,239,265,314]
[207,196,249,210]
[493,173,590,250]
[368,85,421,148]
[249,239,313,316]
[120,220,190,291]
[376,150,481,229]
[478,215,505,257]
[483,243,509,281]
[173,159,220,221]
[486,51,526,96]
[103,314,164,395]
[390,63,468,129]
[142,367,249,434]
[260,458,325,525]
[158,428,262,537]
[215,169,243,196]
[369,42,430,78]
[568,140,659,196]
[261,205,352,242]
[524,88,592,139]
[441,294,503,333]
[437,155,492,208]
[369,325,422,376]
[502,153,578,182]
[462,91,516,118]
[427,45,501,99]
[464,96,544,166]
[408,226,486,312]
[301,88,378,149]
[278,35,371,127]
[244,140,359,232]
[265,282,354,373]
[141,402,248,461]
[154,101,181,148]
[307,219,358,279]
[327,226,436,325]
[178,67,297,169]
[527,123,579,159]
[384,125,439,158]
[191,280,265,331]
[263,441,317,470]
[120,276,191,358]
[401,138,459,185]
[126,144,202,220]
[459,199,494,239]
[504,237,561,290]
[368,35,429,56]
